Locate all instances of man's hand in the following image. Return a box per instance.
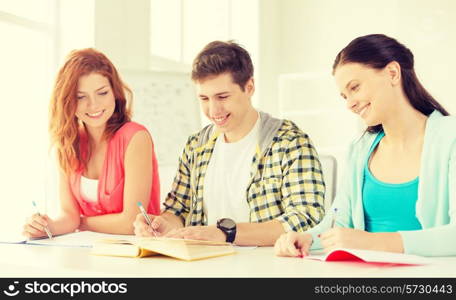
[274,231,313,257]
[165,225,226,242]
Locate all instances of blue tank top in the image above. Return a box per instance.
[362,132,422,232]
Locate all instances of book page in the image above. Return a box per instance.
[136,237,231,246]
[91,242,145,258]
[136,237,236,261]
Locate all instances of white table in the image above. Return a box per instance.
[1,244,456,278]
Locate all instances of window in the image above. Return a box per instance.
[181,0,231,64]
[0,0,58,237]
[149,0,259,108]
[150,0,257,65]
[0,0,94,237]
[150,0,182,62]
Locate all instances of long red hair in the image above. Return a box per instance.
[49,48,132,174]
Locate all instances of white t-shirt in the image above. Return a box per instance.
[203,115,260,225]
[80,176,99,203]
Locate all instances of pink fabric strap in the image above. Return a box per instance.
[70,122,160,216]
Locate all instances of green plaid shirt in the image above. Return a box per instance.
[163,112,325,232]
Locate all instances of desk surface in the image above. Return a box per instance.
[1,244,455,278]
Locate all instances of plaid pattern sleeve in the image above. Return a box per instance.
[162,135,196,221]
[247,120,325,232]
[274,131,326,232]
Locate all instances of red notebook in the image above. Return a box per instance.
[305,248,431,265]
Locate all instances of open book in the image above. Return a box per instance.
[306,248,432,265]
[91,237,236,261]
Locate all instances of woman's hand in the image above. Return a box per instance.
[22,213,53,238]
[320,228,404,253]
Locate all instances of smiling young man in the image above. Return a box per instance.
[133,41,325,246]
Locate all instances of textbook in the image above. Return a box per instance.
[305,248,432,265]
[91,237,236,261]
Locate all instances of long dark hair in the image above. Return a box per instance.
[333,34,449,133]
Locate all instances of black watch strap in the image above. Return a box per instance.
[217,218,236,243]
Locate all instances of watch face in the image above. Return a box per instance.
[219,218,236,230]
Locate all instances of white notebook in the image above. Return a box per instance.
[0,231,136,248]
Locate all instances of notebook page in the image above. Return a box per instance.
[307,248,432,265]
[25,231,136,248]
[334,248,432,265]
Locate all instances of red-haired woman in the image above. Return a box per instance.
[23,48,160,237]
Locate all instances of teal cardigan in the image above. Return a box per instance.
[308,110,456,256]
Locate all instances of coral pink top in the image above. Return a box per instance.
[69,122,160,216]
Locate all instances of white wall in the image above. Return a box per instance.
[256,0,281,114]
[258,0,456,115]
[275,0,456,113]
[94,0,150,70]
[257,0,456,193]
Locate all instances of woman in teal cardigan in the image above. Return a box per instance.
[275,34,456,257]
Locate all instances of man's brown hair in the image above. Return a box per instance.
[191,40,253,91]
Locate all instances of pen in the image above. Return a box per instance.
[32,201,53,239]
[330,207,338,228]
[137,202,157,237]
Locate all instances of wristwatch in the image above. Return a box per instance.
[216,218,236,243]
